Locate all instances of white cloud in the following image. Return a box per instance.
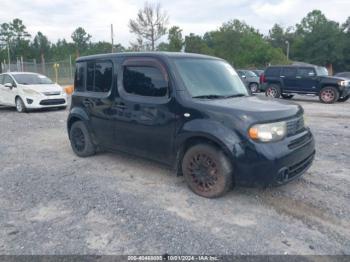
[0,0,349,47]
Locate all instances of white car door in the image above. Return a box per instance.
[0,74,4,104]
[2,74,17,106]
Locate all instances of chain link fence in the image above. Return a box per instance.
[1,58,74,85]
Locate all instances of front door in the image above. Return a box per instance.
[1,74,17,105]
[113,57,177,164]
[296,67,319,93]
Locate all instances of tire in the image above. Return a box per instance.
[249,83,259,93]
[182,143,233,198]
[265,84,281,98]
[338,95,350,102]
[281,94,294,99]
[319,87,339,104]
[15,97,26,113]
[69,121,96,157]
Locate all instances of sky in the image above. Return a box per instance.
[0,0,349,47]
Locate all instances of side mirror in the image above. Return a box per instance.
[4,83,13,89]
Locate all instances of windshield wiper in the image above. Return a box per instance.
[192,95,228,99]
[223,94,247,98]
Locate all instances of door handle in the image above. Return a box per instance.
[280,76,285,78]
[114,103,126,110]
[296,76,302,79]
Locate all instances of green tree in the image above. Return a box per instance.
[168,26,183,51]
[129,2,169,51]
[71,27,91,57]
[33,32,50,63]
[184,33,213,55]
[293,10,345,72]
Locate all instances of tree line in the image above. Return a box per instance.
[1,3,350,73]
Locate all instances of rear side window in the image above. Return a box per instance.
[123,66,168,97]
[265,67,281,77]
[298,68,316,77]
[86,61,113,93]
[282,67,297,77]
[74,63,85,91]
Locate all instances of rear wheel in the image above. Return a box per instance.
[319,87,339,104]
[265,84,281,98]
[182,144,233,198]
[338,95,350,102]
[249,83,259,93]
[69,121,96,157]
[281,94,294,99]
[15,97,26,113]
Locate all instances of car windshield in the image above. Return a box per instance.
[13,74,54,85]
[316,67,329,76]
[173,58,248,98]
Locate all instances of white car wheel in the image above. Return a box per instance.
[16,98,26,113]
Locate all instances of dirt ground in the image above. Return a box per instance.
[0,95,349,255]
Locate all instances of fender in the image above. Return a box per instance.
[67,106,98,144]
[174,119,246,173]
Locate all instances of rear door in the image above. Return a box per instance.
[113,57,177,164]
[76,60,116,148]
[281,67,297,92]
[0,74,4,104]
[296,67,319,93]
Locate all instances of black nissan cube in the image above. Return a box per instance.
[67,52,315,198]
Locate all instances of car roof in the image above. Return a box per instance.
[0,72,43,76]
[76,52,221,62]
[267,65,318,69]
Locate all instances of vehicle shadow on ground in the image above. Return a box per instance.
[0,106,67,113]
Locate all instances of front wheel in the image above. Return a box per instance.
[319,87,339,104]
[15,97,26,113]
[182,144,233,198]
[265,85,281,98]
[69,121,96,157]
[249,83,259,93]
[338,95,350,102]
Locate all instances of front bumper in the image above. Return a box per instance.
[23,94,67,109]
[233,128,315,187]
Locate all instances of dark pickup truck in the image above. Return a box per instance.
[260,65,350,103]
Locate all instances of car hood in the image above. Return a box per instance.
[19,84,63,93]
[194,95,302,124]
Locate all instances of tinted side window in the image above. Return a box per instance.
[0,75,3,85]
[298,68,316,77]
[123,66,168,97]
[74,63,85,91]
[282,67,297,77]
[265,67,281,77]
[86,61,113,93]
[94,62,113,93]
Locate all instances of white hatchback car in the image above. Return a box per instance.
[0,72,67,112]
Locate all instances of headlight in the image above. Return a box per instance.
[22,89,40,95]
[339,80,349,87]
[249,121,287,142]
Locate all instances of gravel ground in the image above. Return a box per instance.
[0,95,349,255]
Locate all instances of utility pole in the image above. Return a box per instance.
[7,40,11,72]
[285,40,290,61]
[111,24,114,53]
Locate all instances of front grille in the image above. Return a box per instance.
[277,151,315,184]
[288,152,315,179]
[40,99,65,106]
[43,91,61,96]
[286,116,305,136]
